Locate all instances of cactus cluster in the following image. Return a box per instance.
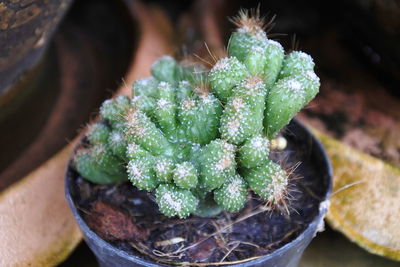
[73,11,320,218]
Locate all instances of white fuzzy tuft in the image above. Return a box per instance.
[306,70,319,82]
[162,192,182,211]
[128,162,142,178]
[157,99,171,110]
[212,57,230,71]
[232,98,245,111]
[227,119,240,136]
[182,99,196,110]
[175,165,190,178]
[156,161,168,173]
[226,179,242,197]
[287,79,302,93]
[297,51,313,62]
[215,157,232,172]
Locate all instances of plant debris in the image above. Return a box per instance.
[84,201,149,241]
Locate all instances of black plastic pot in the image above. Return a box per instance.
[65,119,332,267]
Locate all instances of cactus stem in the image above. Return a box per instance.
[75,9,321,217]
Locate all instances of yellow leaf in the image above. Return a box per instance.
[312,128,400,261]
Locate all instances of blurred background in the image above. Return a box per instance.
[0,0,399,266]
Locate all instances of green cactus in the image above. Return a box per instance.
[73,10,320,218]
[239,135,270,168]
[155,184,198,218]
[151,56,179,84]
[99,95,130,126]
[127,156,158,190]
[243,160,289,203]
[86,122,110,145]
[154,157,175,183]
[264,77,306,139]
[209,57,248,102]
[214,175,248,212]
[74,144,126,184]
[227,9,268,62]
[279,51,315,79]
[173,162,198,189]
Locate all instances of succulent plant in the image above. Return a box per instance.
[73,11,320,218]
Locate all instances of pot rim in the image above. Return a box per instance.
[65,119,333,266]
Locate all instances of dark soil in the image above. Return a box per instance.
[67,122,330,265]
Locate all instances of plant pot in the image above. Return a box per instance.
[0,0,73,96]
[0,0,137,190]
[65,119,332,267]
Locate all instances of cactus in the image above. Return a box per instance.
[73,10,320,218]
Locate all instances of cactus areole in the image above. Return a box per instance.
[73,11,320,220]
